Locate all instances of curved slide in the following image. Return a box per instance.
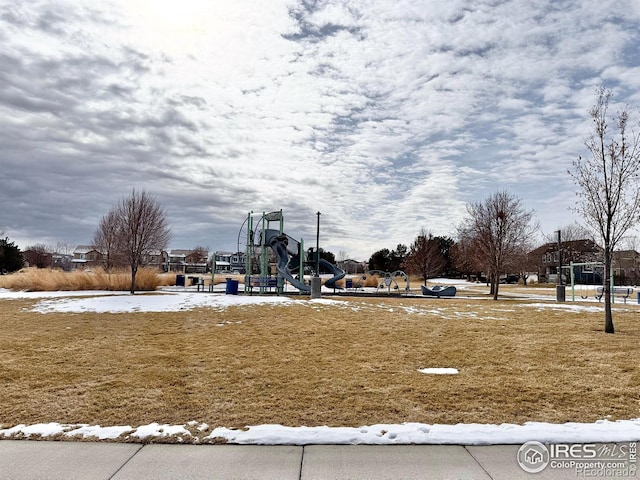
[264,229,345,292]
[319,258,346,288]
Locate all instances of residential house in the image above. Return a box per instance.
[72,245,104,270]
[213,251,246,273]
[168,249,209,273]
[23,249,53,269]
[529,239,602,284]
[52,253,73,271]
[143,250,169,272]
[337,259,366,274]
[612,250,640,285]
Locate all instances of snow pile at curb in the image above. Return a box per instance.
[2,420,639,445]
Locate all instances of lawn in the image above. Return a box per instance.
[0,289,639,443]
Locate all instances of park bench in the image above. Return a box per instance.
[245,276,279,294]
[187,276,206,291]
[595,286,634,304]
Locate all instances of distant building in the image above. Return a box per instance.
[23,249,53,269]
[612,250,640,285]
[529,239,602,284]
[213,251,245,274]
[168,249,209,273]
[337,259,366,274]
[72,245,104,270]
[143,250,169,272]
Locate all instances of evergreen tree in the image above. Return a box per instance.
[0,237,24,273]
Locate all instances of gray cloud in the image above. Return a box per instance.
[1,0,640,259]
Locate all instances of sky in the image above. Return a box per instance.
[2,0,640,261]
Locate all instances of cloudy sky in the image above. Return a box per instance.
[2,0,640,260]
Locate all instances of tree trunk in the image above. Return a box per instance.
[493,277,500,300]
[130,264,138,295]
[604,248,614,334]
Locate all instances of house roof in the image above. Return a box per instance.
[74,245,99,254]
[528,239,602,257]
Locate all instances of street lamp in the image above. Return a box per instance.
[556,229,566,302]
[316,211,321,276]
[556,230,562,285]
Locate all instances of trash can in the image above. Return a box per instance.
[310,276,321,299]
[556,284,566,302]
[225,278,239,295]
[346,279,353,289]
[637,292,640,304]
[175,274,185,287]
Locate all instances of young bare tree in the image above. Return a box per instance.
[402,228,445,285]
[93,209,122,271]
[569,86,640,334]
[106,190,172,294]
[463,191,536,300]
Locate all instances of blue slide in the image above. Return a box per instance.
[319,258,346,288]
[264,229,345,292]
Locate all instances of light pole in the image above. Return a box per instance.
[316,211,321,275]
[556,229,562,285]
[556,229,565,302]
[310,212,322,298]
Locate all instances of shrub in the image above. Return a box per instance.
[0,267,165,292]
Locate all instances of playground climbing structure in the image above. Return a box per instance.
[238,211,344,294]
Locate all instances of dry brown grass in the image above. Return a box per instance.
[0,268,170,292]
[1,293,639,438]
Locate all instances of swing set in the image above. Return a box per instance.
[567,261,634,303]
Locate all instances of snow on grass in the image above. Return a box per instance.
[0,288,123,299]
[418,368,459,375]
[65,424,133,440]
[29,291,295,313]
[527,303,607,313]
[131,423,191,441]
[2,420,639,445]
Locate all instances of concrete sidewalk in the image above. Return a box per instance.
[0,441,634,479]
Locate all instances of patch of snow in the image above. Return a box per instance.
[65,425,132,440]
[0,423,67,438]
[0,289,122,299]
[27,291,295,313]
[3,419,639,445]
[130,423,191,440]
[527,303,604,313]
[204,419,640,445]
[418,368,459,375]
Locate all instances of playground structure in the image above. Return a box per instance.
[365,270,410,295]
[421,284,457,297]
[564,261,633,303]
[238,210,345,294]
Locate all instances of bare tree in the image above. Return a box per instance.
[105,190,172,294]
[463,191,536,300]
[543,223,593,243]
[53,241,75,256]
[569,86,640,334]
[507,242,537,286]
[451,231,484,281]
[93,209,123,271]
[402,228,445,285]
